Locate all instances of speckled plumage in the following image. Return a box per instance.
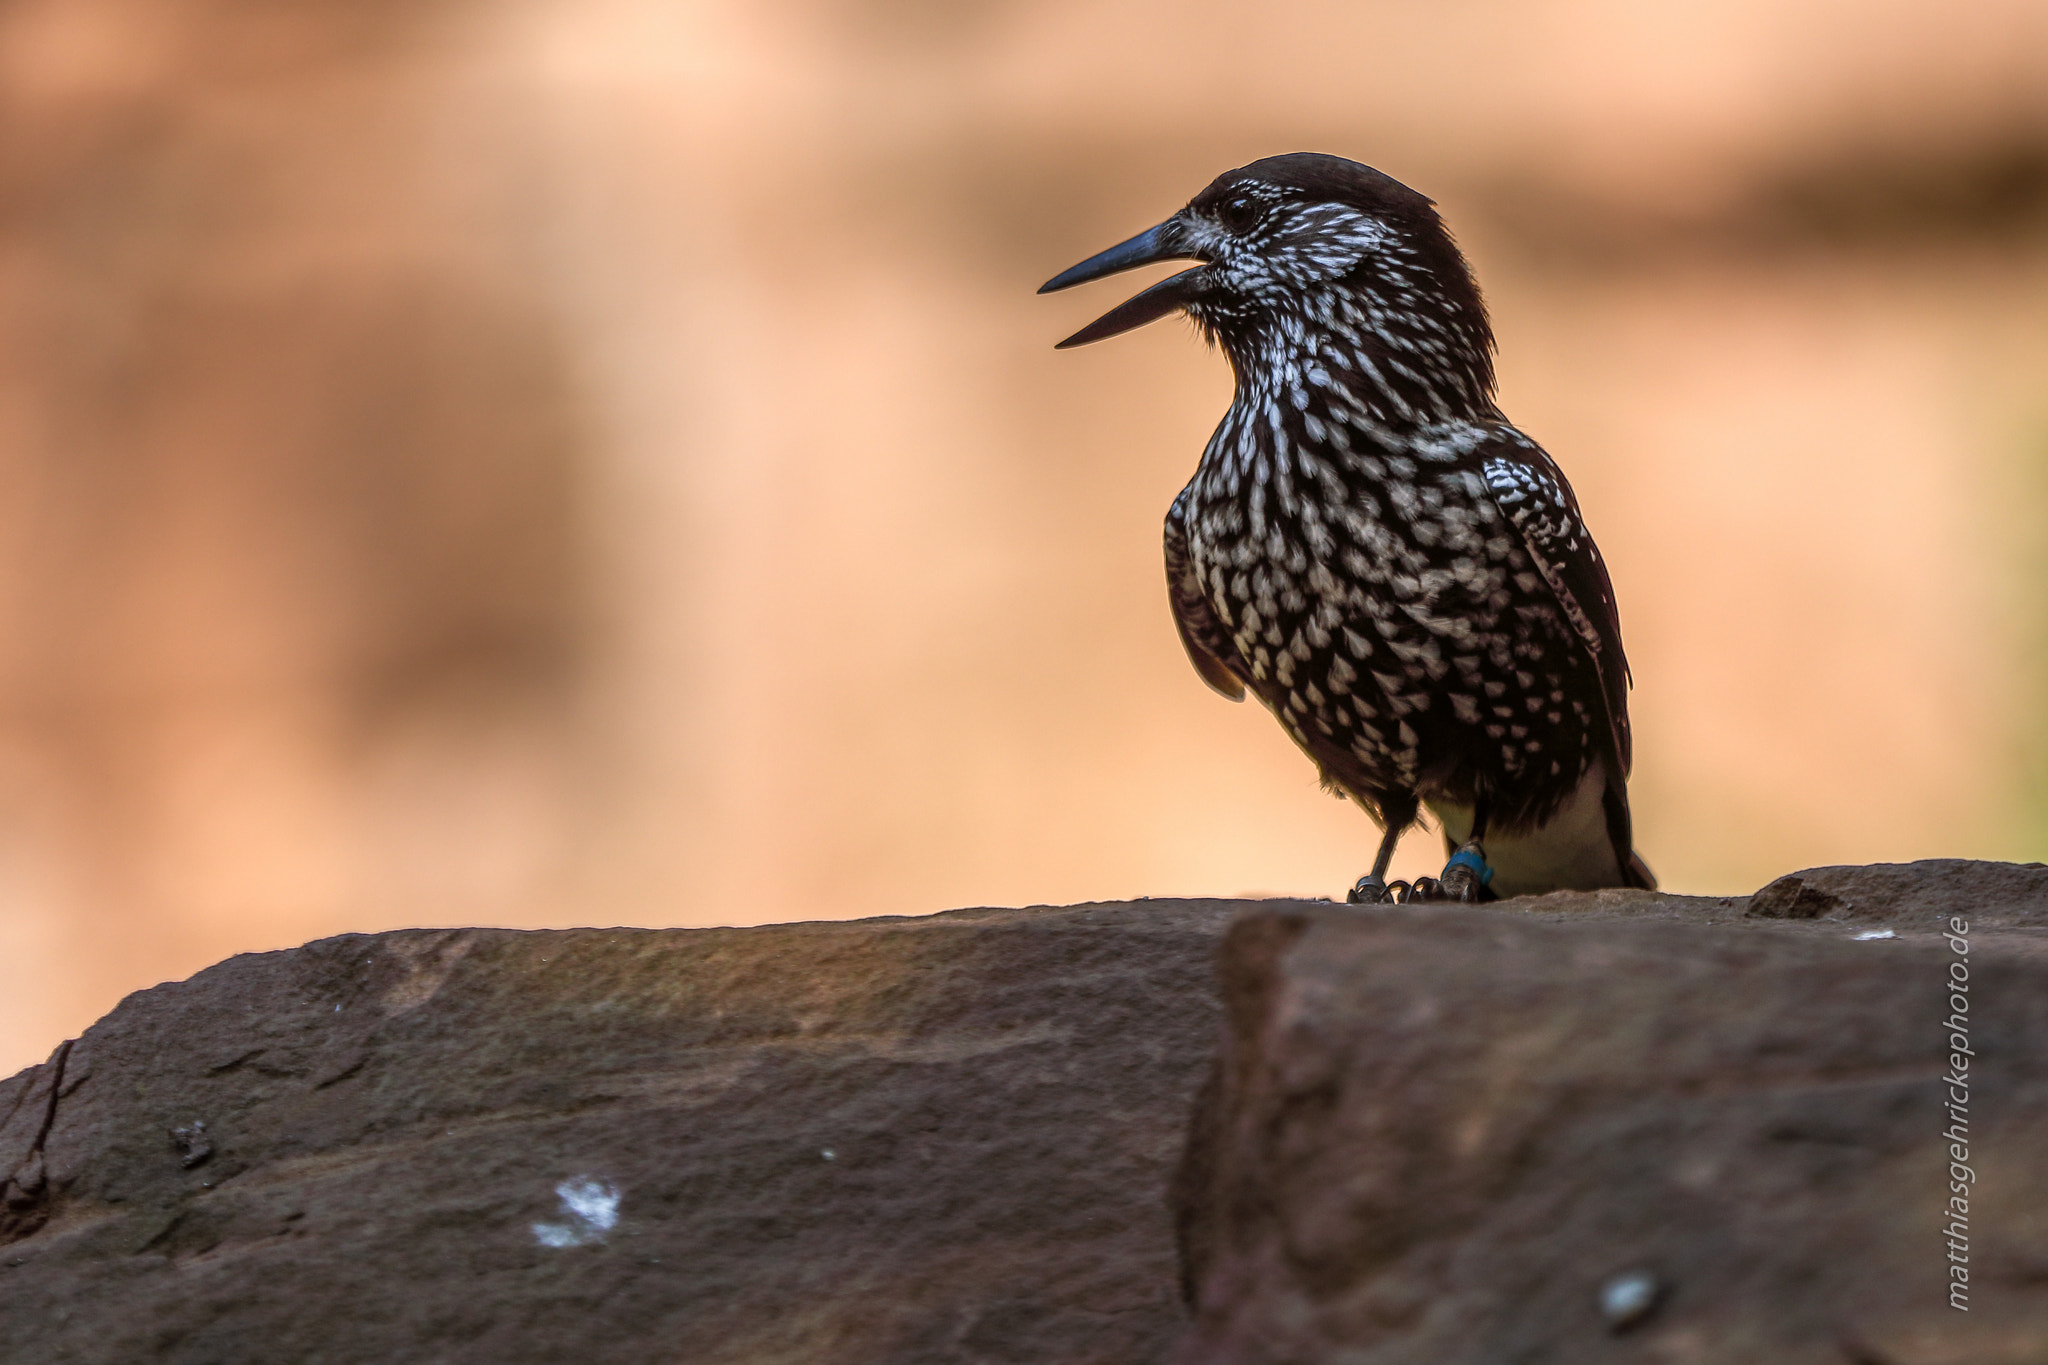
[1047,153,1652,895]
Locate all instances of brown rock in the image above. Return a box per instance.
[1173,863,2048,1364]
[1749,858,2048,921]
[0,901,1248,1364]
[10,862,2044,1364]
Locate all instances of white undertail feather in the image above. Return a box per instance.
[1425,756,1624,898]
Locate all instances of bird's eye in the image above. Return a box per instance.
[1217,194,1260,232]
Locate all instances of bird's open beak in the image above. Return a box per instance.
[1038,219,1207,349]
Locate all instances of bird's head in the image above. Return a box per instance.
[1041,153,1496,418]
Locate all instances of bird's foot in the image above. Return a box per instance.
[1348,850,1494,904]
[1435,841,1495,903]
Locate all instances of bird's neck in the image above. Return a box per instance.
[1191,298,1502,504]
[1215,280,1495,441]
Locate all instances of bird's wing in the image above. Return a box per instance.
[1477,436,1633,776]
[1164,491,1247,701]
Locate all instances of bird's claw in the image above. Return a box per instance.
[1347,875,1417,904]
[1438,867,1483,902]
[1438,841,1494,903]
[1408,876,1444,901]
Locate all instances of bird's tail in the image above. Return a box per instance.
[1602,777,1656,890]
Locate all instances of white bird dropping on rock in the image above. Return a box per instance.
[532,1175,620,1248]
[1598,1269,1662,1330]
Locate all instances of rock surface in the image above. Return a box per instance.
[1173,862,2048,1365]
[0,901,1247,1365]
[1746,857,2048,922]
[5,861,2045,1365]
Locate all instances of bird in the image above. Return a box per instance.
[1039,153,1654,902]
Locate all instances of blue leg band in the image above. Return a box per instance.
[1444,847,1494,885]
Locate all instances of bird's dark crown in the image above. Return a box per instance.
[1187,154,1438,229]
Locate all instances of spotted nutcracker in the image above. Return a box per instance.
[1040,153,1653,902]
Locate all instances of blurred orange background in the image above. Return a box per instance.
[3,0,2047,1077]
